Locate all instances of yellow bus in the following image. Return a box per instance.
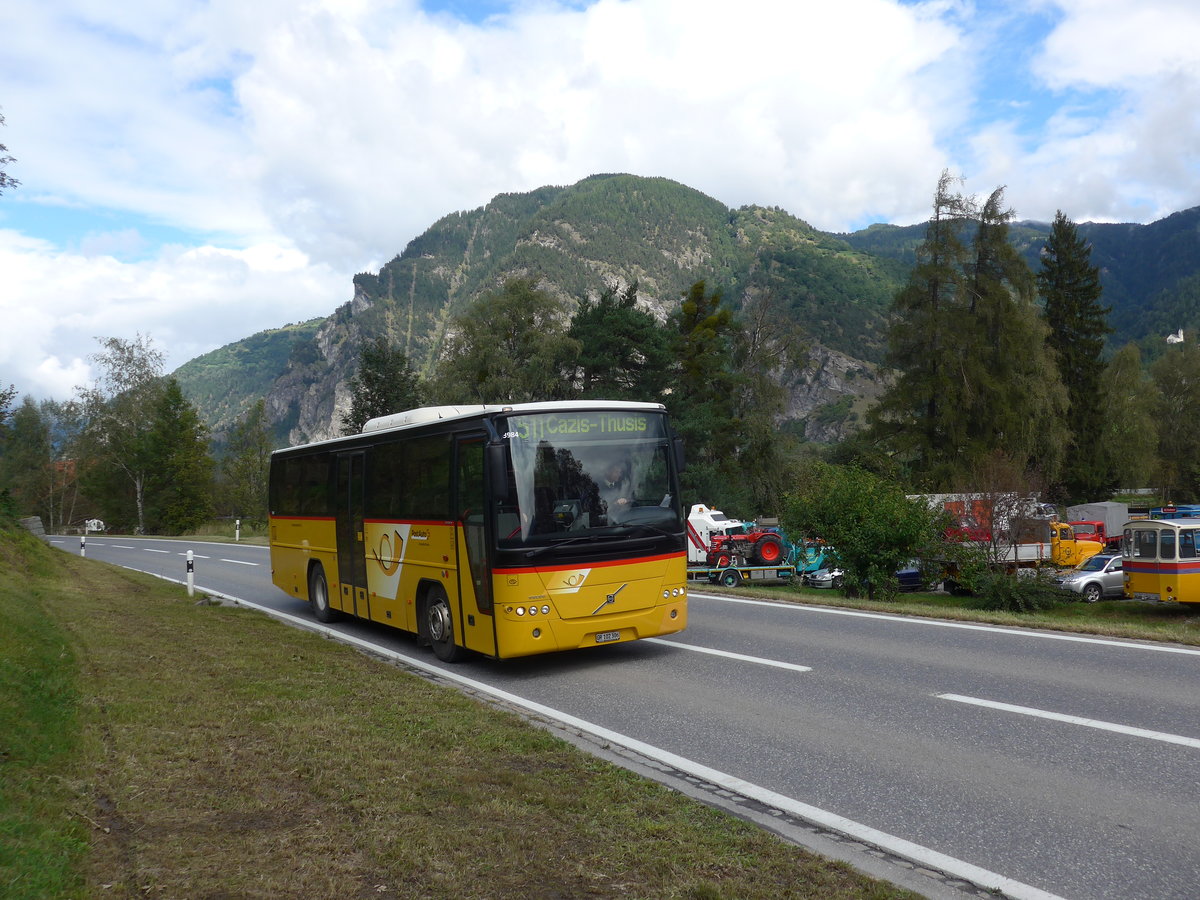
[268,401,689,660]
[1122,517,1200,604]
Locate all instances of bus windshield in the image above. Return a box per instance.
[498,409,682,547]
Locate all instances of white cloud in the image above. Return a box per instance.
[0,230,346,400]
[3,0,1200,401]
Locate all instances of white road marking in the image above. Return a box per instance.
[142,548,170,554]
[219,558,258,567]
[645,638,811,672]
[693,591,1200,656]
[938,693,1200,749]
[113,545,136,549]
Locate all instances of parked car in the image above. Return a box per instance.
[1053,553,1124,602]
[895,560,924,592]
[805,566,844,589]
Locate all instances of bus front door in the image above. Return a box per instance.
[336,452,369,618]
[455,436,496,655]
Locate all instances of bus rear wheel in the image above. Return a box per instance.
[425,585,467,662]
[309,563,340,623]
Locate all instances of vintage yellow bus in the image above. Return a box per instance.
[268,401,688,660]
[1121,517,1200,604]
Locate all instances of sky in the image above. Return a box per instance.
[2,0,1199,401]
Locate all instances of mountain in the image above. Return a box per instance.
[173,174,1200,448]
[839,206,1200,352]
[176,174,904,446]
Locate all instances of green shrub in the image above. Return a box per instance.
[971,569,1065,613]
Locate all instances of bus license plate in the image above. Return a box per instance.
[595,631,621,643]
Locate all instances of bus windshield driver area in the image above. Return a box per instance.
[499,411,681,548]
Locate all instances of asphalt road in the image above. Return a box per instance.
[51,536,1200,900]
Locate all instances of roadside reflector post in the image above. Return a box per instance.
[186,550,195,598]
[235,518,241,542]
[80,534,86,557]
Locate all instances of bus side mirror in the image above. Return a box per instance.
[487,442,509,500]
[673,437,686,473]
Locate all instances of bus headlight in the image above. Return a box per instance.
[516,607,525,616]
[541,605,550,615]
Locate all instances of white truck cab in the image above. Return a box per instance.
[686,503,747,564]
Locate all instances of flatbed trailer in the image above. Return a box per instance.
[687,563,796,587]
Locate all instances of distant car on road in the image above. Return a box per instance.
[1053,553,1124,602]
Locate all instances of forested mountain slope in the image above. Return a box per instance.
[174,174,1200,447]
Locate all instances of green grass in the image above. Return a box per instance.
[732,581,1200,646]
[0,530,89,899]
[0,521,916,899]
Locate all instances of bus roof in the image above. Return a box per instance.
[274,400,668,455]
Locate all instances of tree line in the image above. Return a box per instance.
[0,336,272,534]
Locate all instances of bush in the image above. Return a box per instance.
[970,569,1065,613]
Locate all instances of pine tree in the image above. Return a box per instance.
[0,396,51,519]
[866,172,975,487]
[962,188,1067,486]
[1038,210,1113,502]
[868,177,1067,489]
[568,281,671,400]
[341,337,423,435]
[668,280,742,505]
[144,378,214,534]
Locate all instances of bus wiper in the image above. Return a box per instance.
[522,532,631,559]
[621,523,675,539]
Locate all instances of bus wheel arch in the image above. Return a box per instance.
[308,561,340,623]
[418,581,467,662]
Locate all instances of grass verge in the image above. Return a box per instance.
[730,582,1200,646]
[1,522,916,900]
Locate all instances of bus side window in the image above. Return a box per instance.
[1181,529,1197,559]
[1136,529,1157,558]
[1160,530,1176,560]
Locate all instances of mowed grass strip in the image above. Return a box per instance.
[1,526,917,900]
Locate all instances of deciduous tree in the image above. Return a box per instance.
[77,335,166,533]
[782,461,946,600]
[428,278,581,404]
[223,399,273,524]
[1100,344,1159,493]
[0,110,18,196]
[1150,339,1200,501]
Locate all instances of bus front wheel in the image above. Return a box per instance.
[425,586,467,662]
[309,564,340,624]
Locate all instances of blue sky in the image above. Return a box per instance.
[2,0,1199,400]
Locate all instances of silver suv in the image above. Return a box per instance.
[1054,553,1124,602]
